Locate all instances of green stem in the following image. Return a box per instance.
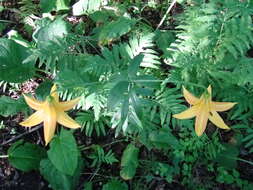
[0,20,15,23]
[79,139,125,151]
[0,155,8,158]
[235,157,253,166]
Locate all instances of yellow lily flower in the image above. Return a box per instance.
[20,84,81,145]
[173,85,236,136]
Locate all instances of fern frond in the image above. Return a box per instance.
[119,33,160,69]
[242,127,253,153]
[76,111,108,137]
[216,15,253,60]
[87,33,160,77]
[89,145,118,167]
[155,86,190,128]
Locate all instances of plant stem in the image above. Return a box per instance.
[0,155,8,158]
[79,139,125,151]
[0,20,16,23]
[156,0,177,30]
[236,157,253,166]
[1,125,42,146]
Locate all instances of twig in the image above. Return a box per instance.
[156,0,177,30]
[1,125,42,146]
[89,167,100,182]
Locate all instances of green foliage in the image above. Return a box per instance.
[102,180,128,190]
[72,0,103,16]
[155,86,187,127]
[148,127,179,150]
[0,96,28,117]
[120,144,139,180]
[30,17,73,70]
[40,0,71,12]
[83,182,93,190]
[216,167,253,190]
[40,157,83,190]
[0,39,35,83]
[88,145,118,167]
[215,143,239,169]
[0,5,4,12]
[163,2,253,163]
[151,162,175,183]
[19,0,40,17]
[94,16,137,44]
[48,128,79,176]
[2,0,253,189]
[8,140,46,172]
[35,80,53,100]
[76,111,108,137]
[242,127,253,153]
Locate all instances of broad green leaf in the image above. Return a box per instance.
[102,180,128,190]
[0,39,35,82]
[128,54,144,78]
[47,128,78,175]
[8,140,46,172]
[55,0,70,11]
[72,0,102,16]
[0,96,28,117]
[120,97,129,132]
[90,10,114,23]
[155,30,174,57]
[107,81,129,110]
[120,144,139,180]
[40,0,71,12]
[35,80,53,101]
[56,70,87,88]
[40,157,83,190]
[83,182,93,190]
[40,0,56,12]
[33,18,70,47]
[96,17,136,44]
[149,128,179,149]
[215,143,239,169]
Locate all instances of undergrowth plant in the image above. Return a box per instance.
[1,0,253,190]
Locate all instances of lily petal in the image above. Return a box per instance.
[209,111,230,129]
[173,105,199,119]
[19,111,43,127]
[195,104,209,136]
[57,112,81,129]
[212,102,237,112]
[50,84,59,102]
[183,86,199,105]
[59,97,81,111]
[23,94,43,111]
[43,104,57,145]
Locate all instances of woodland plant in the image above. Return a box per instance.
[173,85,236,136]
[20,84,81,145]
[0,0,253,190]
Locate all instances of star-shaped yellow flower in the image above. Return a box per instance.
[20,84,81,145]
[173,85,236,136]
